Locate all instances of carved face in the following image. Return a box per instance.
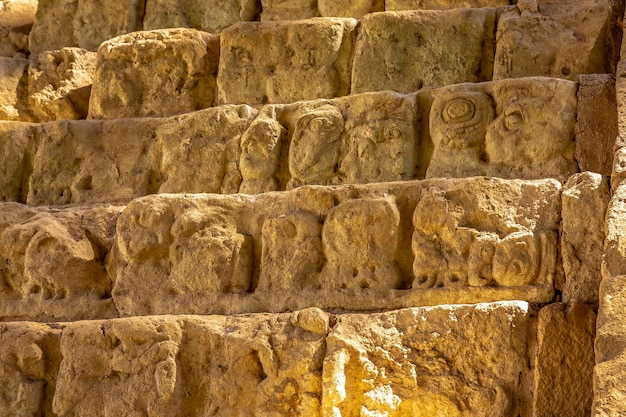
[240,118,284,180]
[289,106,344,184]
[430,91,494,149]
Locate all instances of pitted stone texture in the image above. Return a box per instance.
[561,172,609,303]
[533,303,596,417]
[0,0,37,58]
[386,0,509,9]
[29,0,144,54]
[0,57,30,121]
[110,177,559,316]
[593,275,626,417]
[260,0,383,20]
[217,18,356,105]
[28,48,96,122]
[27,119,162,206]
[89,29,219,119]
[0,203,122,321]
[351,9,495,94]
[144,0,258,34]
[247,91,419,192]
[0,121,32,203]
[602,184,626,280]
[0,321,62,417]
[426,77,577,182]
[494,1,613,80]
[52,311,327,416]
[575,74,617,176]
[323,302,531,417]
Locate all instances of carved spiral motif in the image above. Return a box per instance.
[442,98,477,124]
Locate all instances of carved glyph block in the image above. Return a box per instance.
[351,9,495,94]
[494,1,613,80]
[88,29,220,119]
[323,302,531,417]
[217,18,356,104]
[0,203,121,321]
[426,77,578,181]
[386,0,509,9]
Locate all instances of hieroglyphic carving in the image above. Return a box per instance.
[412,186,557,290]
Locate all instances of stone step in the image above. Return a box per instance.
[1,76,616,207]
[0,175,607,322]
[1,0,617,122]
[0,302,596,417]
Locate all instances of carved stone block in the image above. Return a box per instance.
[494,1,612,80]
[144,0,258,34]
[0,322,62,417]
[323,302,531,417]
[217,18,356,104]
[0,203,121,321]
[0,57,30,121]
[27,48,96,122]
[88,29,219,119]
[260,0,383,20]
[426,77,577,181]
[351,9,495,94]
[29,0,144,54]
[386,0,508,9]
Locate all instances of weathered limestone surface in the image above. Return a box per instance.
[0,203,122,321]
[533,303,596,417]
[28,48,96,122]
[575,74,617,176]
[260,0,384,20]
[602,183,626,280]
[426,77,578,182]
[52,311,327,416]
[0,121,31,202]
[561,172,609,304]
[0,321,62,417]
[29,0,144,54]
[89,29,220,119]
[494,1,613,80]
[593,275,626,417]
[217,18,357,105]
[0,57,30,121]
[0,0,37,58]
[144,0,258,34]
[351,9,495,94]
[386,0,509,9]
[110,177,560,317]
[324,302,531,417]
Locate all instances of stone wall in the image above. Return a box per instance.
[0,0,624,416]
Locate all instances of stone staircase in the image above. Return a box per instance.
[0,0,624,415]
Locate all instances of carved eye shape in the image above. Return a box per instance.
[502,108,524,131]
[443,98,476,124]
[384,126,402,141]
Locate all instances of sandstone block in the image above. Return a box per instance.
[426,77,578,182]
[52,311,327,416]
[351,9,495,94]
[27,48,96,122]
[386,0,509,9]
[618,61,626,143]
[260,0,383,20]
[89,29,219,119]
[110,177,559,316]
[593,275,626,417]
[244,91,419,193]
[561,172,609,303]
[144,0,258,34]
[575,74,617,176]
[494,1,612,80]
[533,303,596,417]
[0,321,62,417]
[0,203,122,321]
[323,302,531,417]
[29,0,144,54]
[0,0,37,58]
[0,57,30,121]
[602,184,626,280]
[217,18,356,104]
[318,0,384,18]
[0,121,32,202]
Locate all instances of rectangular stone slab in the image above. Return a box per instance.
[110,177,560,317]
[351,9,495,94]
[0,203,122,322]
